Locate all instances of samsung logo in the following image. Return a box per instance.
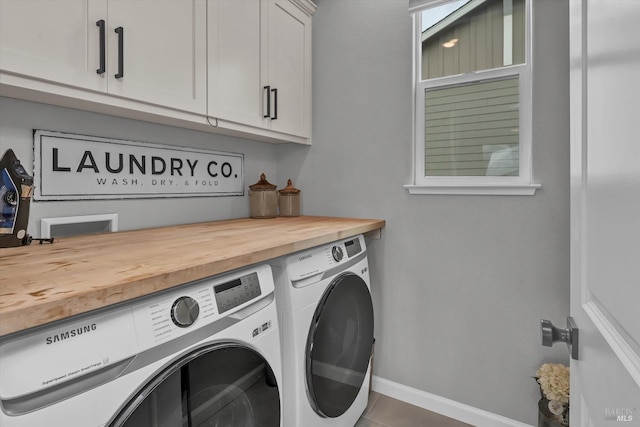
[45,323,97,345]
[299,254,312,261]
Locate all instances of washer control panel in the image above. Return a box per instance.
[213,273,262,314]
[133,265,273,350]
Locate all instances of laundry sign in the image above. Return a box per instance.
[33,130,244,200]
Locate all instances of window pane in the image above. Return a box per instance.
[424,76,519,176]
[421,0,525,80]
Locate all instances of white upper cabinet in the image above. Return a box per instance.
[208,0,315,142]
[106,0,206,114]
[0,0,107,92]
[207,0,263,128]
[264,0,312,138]
[0,0,206,114]
[1,0,313,144]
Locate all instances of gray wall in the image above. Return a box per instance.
[276,0,570,424]
[0,97,278,237]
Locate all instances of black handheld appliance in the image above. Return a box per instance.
[0,149,33,247]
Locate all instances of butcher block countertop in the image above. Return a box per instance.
[0,216,384,337]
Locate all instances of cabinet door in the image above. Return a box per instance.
[208,0,262,127]
[266,0,311,138]
[106,0,206,114]
[0,0,107,92]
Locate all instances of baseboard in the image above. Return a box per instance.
[370,376,534,427]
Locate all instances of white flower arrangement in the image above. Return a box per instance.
[535,363,570,426]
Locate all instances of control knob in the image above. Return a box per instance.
[171,296,200,328]
[331,246,344,262]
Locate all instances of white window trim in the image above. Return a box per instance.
[406,0,540,196]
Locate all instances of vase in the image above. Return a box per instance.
[538,398,568,427]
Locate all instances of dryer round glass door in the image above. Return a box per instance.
[305,272,375,418]
[109,344,280,427]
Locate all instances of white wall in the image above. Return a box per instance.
[276,0,570,424]
[0,97,278,237]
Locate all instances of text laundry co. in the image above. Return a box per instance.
[34,130,244,200]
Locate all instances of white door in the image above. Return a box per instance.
[569,1,640,425]
[106,0,206,114]
[0,0,107,92]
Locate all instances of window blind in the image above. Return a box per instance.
[424,76,519,176]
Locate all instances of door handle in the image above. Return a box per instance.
[263,85,271,118]
[96,20,106,74]
[271,87,278,120]
[115,26,124,79]
[263,86,278,120]
[540,317,579,360]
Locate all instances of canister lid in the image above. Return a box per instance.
[249,173,277,191]
[279,179,300,194]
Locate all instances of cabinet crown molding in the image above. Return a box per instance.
[289,0,317,15]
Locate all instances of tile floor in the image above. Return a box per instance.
[355,392,474,427]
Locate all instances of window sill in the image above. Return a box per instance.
[404,183,541,196]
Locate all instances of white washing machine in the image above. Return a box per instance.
[270,234,375,427]
[0,264,282,427]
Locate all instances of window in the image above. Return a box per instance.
[406,0,540,195]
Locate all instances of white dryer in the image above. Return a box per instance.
[0,264,282,427]
[270,234,374,427]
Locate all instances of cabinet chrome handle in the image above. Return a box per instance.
[96,20,106,74]
[115,26,124,79]
[271,87,278,120]
[263,85,271,118]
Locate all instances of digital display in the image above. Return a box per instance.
[214,272,262,314]
[345,238,362,258]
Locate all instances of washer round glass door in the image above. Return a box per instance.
[306,272,375,418]
[110,344,280,427]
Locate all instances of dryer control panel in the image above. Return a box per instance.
[285,234,366,282]
[343,237,363,258]
[330,237,362,261]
